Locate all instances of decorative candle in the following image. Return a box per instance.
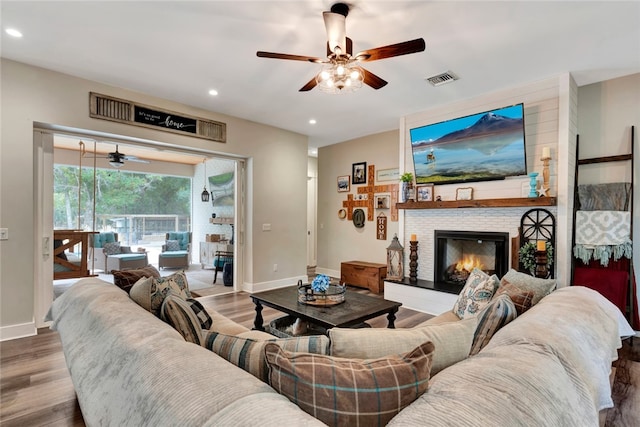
[542,147,551,159]
[410,234,417,241]
[537,240,546,251]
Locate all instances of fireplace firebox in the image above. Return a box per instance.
[434,230,509,286]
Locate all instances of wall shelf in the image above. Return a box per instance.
[397,197,557,210]
[209,217,233,224]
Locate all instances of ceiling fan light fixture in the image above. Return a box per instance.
[109,160,124,168]
[316,62,363,94]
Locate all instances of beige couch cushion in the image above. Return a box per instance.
[421,310,459,325]
[329,317,477,375]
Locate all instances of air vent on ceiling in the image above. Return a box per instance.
[425,71,459,87]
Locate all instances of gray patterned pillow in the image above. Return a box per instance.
[454,268,499,319]
[130,271,191,317]
[469,294,517,355]
[160,294,211,345]
[166,239,181,251]
[203,332,330,383]
[102,241,121,255]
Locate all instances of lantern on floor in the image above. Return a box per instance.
[386,234,404,281]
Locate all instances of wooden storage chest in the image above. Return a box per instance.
[340,261,387,294]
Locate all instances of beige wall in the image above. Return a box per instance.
[317,130,399,277]
[0,59,309,338]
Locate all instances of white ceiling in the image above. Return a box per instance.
[2,1,639,154]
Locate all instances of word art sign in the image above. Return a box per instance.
[376,213,387,240]
[134,106,197,133]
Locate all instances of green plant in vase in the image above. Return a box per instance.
[400,172,415,202]
[519,241,554,275]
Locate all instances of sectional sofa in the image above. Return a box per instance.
[47,276,633,426]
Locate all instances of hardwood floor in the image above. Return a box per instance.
[1,288,638,426]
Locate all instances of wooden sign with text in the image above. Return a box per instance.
[377,213,387,240]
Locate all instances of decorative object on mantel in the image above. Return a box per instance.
[297,277,346,306]
[455,187,473,201]
[528,172,539,198]
[376,213,387,240]
[400,172,415,203]
[540,146,551,197]
[89,92,226,142]
[386,234,404,281]
[409,235,418,283]
[200,159,210,202]
[352,162,367,184]
[416,184,434,202]
[337,175,350,192]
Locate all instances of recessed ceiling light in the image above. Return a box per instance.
[309,119,317,125]
[208,89,218,96]
[5,28,23,38]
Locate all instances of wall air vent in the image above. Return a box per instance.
[89,92,226,143]
[425,71,459,87]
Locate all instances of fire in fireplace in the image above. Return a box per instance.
[434,230,509,286]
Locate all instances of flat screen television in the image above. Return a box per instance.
[410,103,527,185]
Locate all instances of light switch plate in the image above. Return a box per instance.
[0,228,8,240]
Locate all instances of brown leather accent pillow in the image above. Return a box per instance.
[112,264,161,294]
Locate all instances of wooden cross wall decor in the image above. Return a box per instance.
[342,164,399,222]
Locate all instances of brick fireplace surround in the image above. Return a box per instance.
[385,206,558,315]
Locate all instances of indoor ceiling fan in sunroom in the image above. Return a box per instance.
[256,2,426,93]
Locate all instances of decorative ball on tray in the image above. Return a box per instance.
[298,275,346,306]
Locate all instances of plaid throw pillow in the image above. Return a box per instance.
[112,265,160,294]
[494,279,535,315]
[166,239,181,251]
[265,341,435,427]
[203,332,329,383]
[160,294,211,345]
[469,294,517,355]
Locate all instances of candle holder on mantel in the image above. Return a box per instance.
[409,239,419,283]
[540,149,552,197]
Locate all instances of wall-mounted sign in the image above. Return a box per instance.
[134,106,197,134]
[377,213,387,240]
[376,168,399,182]
[89,92,226,142]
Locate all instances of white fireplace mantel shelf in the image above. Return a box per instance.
[397,196,556,210]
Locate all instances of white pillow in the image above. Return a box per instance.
[453,268,499,319]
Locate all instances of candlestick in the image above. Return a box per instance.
[409,241,418,282]
[542,147,551,159]
[541,157,551,197]
[534,250,548,278]
[528,172,539,198]
[410,234,417,241]
[537,240,546,251]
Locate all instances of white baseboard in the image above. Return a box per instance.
[241,275,308,293]
[0,321,37,342]
[315,267,339,279]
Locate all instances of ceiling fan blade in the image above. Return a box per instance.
[123,156,149,164]
[299,76,318,92]
[355,38,426,62]
[257,51,323,63]
[362,68,388,90]
[323,11,346,54]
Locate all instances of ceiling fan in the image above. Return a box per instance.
[256,2,425,93]
[105,145,149,168]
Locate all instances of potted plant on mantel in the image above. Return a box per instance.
[400,172,415,203]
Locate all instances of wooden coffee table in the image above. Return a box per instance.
[250,285,402,332]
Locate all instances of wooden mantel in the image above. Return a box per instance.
[397,197,557,210]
